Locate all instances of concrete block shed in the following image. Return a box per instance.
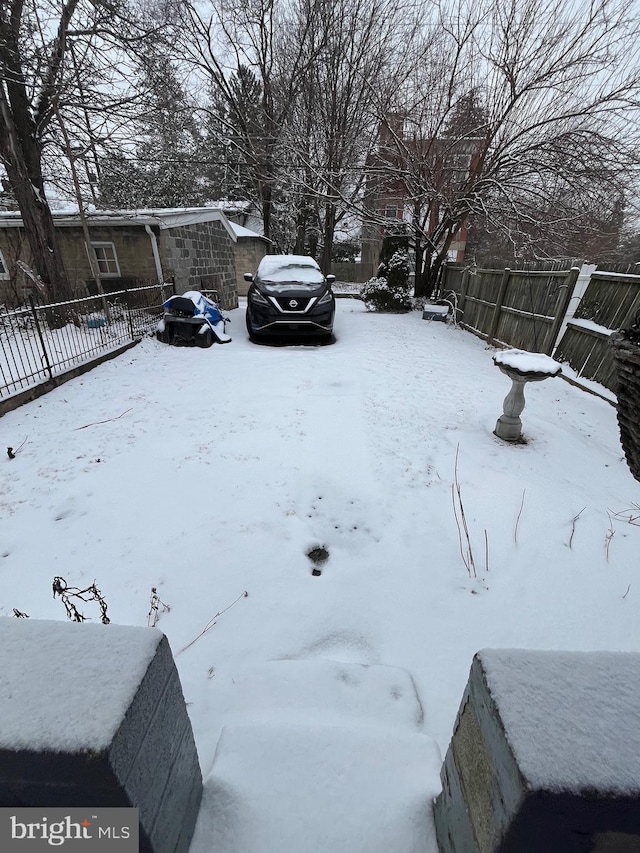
[0,207,240,310]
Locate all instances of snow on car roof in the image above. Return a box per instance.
[257,254,324,283]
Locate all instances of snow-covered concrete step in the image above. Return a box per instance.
[211,658,427,731]
[190,722,441,853]
[188,659,442,853]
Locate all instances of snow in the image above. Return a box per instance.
[423,304,450,316]
[256,254,325,283]
[0,618,161,752]
[229,222,264,240]
[478,649,640,795]
[567,317,613,337]
[193,722,440,853]
[1,299,639,850]
[493,348,562,375]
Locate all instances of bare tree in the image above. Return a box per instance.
[0,0,80,302]
[0,0,164,304]
[286,0,415,270]
[175,0,329,241]
[364,0,640,296]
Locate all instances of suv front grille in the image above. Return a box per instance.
[273,296,313,313]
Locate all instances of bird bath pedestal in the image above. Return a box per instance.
[493,350,562,442]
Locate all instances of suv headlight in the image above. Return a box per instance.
[318,289,333,305]
[250,289,269,305]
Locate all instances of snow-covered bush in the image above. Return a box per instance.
[360,275,412,312]
[361,247,412,312]
[360,227,413,312]
[385,250,411,290]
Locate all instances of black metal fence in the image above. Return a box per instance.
[0,283,171,399]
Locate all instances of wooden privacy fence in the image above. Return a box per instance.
[553,271,640,392]
[441,264,640,394]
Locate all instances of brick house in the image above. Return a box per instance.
[0,207,254,309]
[361,115,474,282]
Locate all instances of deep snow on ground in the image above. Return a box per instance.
[1,298,639,851]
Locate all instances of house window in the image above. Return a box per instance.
[91,242,120,276]
[0,249,9,279]
[384,205,399,220]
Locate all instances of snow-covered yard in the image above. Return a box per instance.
[1,298,638,852]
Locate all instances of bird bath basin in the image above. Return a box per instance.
[492,349,562,441]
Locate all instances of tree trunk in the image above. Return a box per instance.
[321,203,336,274]
[294,196,312,254]
[2,154,74,309]
[414,242,434,298]
[413,239,426,297]
[261,179,273,244]
[0,83,73,307]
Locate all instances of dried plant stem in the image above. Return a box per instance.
[605,513,615,562]
[52,576,110,624]
[622,584,631,599]
[148,587,170,627]
[484,529,489,573]
[73,408,132,431]
[177,590,248,655]
[451,445,477,578]
[514,489,526,544]
[569,508,586,549]
[7,436,28,459]
[609,503,640,527]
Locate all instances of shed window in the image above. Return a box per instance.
[91,242,120,276]
[0,249,8,279]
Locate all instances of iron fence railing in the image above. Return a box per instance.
[0,283,172,399]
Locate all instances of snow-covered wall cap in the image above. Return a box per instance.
[476,648,640,795]
[493,349,562,376]
[0,617,163,753]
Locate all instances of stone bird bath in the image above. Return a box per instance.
[493,349,562,441]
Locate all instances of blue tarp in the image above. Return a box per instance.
[163,290,224,325]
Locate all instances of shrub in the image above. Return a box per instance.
[360,275,412,312]
[385,250,411,289]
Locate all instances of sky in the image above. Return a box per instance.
[1,297,639,851]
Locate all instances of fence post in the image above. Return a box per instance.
[125,287,135,339]
[458,268,470,319]
[438,262,449,298]
[547,266,580,356]
[486,268,511,346]
[28,296,53,381]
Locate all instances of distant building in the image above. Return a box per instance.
[361,114,475,280]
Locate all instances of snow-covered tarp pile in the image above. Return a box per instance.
[1,299,638,852]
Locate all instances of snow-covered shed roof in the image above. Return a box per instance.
[230,222,270,242]
[0,207,239,241]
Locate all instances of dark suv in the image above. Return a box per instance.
[244,255,335,341]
